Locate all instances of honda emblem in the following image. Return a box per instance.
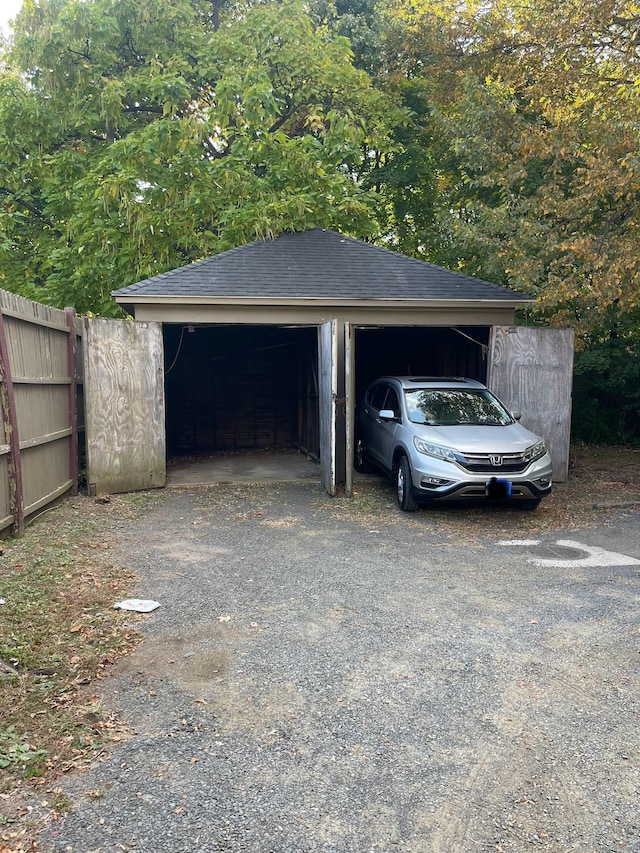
[489,455,503,466]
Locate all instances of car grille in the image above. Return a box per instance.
[458,452,530,474]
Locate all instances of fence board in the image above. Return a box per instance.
[84,318,165,494]
[21,440,73,515]
[4,314,69,380]
[0,292,70,332]
[0,290,80,535]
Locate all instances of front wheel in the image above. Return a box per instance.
[396,455,419,512]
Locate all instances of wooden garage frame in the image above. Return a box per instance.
[97,230,573,496]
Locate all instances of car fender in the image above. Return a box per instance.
[391,440,414,471]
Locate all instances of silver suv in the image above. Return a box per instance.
[355,376,553,511]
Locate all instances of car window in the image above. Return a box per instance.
[404,389,513,426]
[368,384,388,411]
[385,388,400,417]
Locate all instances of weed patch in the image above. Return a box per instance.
[0,493,155,849]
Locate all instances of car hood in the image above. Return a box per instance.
[413,422,543,453]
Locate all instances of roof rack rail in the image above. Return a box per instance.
[408,376,469,383]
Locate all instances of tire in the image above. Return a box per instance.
[354,436,375,473]
[396,455,419,512]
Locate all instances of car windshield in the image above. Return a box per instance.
[405,389,513,426]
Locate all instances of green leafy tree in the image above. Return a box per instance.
[308,1,444,259]
[0,0,399,314]
[309,0,384,74]
[374,0,640,442]
[572,311,640,444]
[359,77,440,258]
[379,0,640,337]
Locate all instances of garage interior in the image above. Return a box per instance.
[163,323,490,483]
[352,325,490,401]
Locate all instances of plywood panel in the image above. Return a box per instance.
[84,318,165,494]
[488,326,574,482]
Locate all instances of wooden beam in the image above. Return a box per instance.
[0,308,24,535]
[0,513,14,532]
[18,428,73,451]
[0,305,70,333]
[23,480,73,518]
[10,376,72,385]
[65,308,79,496]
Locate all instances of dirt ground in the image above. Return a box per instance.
[2,445,640,853]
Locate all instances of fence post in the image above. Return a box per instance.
[65,308,79,497]
[0,306,24,535]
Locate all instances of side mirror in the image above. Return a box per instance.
[379,409,397,421]
[512,411,522,421]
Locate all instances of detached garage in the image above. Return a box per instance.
[101,229,572,496]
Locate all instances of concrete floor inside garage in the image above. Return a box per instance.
[165,448,322,487]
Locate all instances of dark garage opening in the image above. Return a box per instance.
[163,324,319,458]
[353,326,490,402]
[162,322,491,470]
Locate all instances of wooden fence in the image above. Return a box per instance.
[0,291,81,536]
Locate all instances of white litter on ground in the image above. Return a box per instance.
[113,598,161,613]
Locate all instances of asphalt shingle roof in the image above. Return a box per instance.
[113,229,529,303]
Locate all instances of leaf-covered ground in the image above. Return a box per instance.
[329,443,640,537]
[0,493,165,852]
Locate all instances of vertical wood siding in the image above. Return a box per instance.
[0,290,81,535]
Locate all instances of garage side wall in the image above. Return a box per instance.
[84,318,165,494]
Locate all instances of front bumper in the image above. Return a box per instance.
[409,454,553,503]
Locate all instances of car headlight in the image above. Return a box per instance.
[413,436,458,462]
[523,440,547,463]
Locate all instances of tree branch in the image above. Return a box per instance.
[0,187,43,218]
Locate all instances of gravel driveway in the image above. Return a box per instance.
[42,483,640,853]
